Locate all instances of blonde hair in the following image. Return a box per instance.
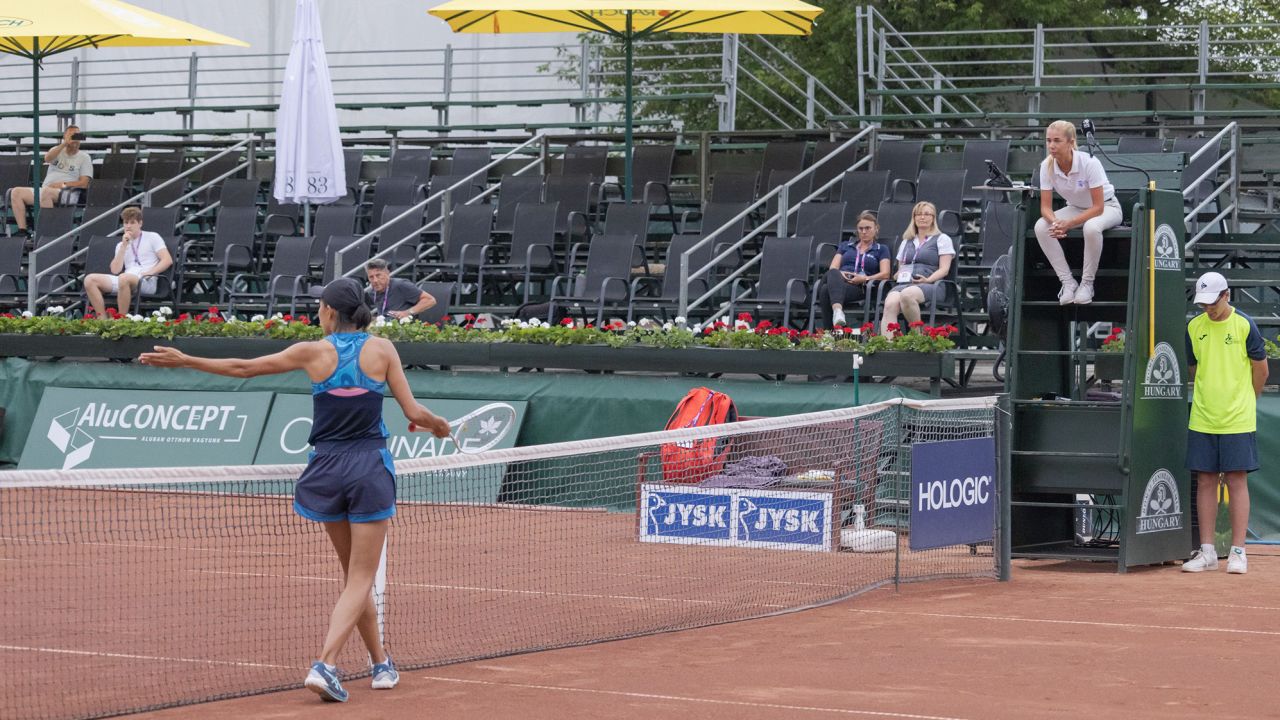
[902,201,938,242]
[1043,120,1077,169]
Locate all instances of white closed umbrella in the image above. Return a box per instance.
[273,0,346,235]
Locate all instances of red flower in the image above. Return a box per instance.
[860,322,874,333]
[207,306,220,315]
[264,319,274,328]
[703,326,714,335]
[177,312,190,322]
[737,312,753,322]
[283,314,293,322]
[299,316,311,325]
[106,308,121,319]
[887,322,900,332]
[909,320,925,328]
[463,323,474,329]
[798,330,810,338]
[756,320,773,331]
[441,314,452,322]
[464,313,475,322]
[560,317,575,327]
[714,320,727,329]
[208,316,224,324]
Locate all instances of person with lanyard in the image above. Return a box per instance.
[364,258,436,320]
[818,210,891,329]
[879,201,956,337]
[1034,119,1124,305]
[1181,271,1268,575]
[83,206,172,318]
[139,278,452,703]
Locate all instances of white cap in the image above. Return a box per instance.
[1193,271,1228,304]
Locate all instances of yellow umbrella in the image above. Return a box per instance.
[428,0,823,199]
[0,0,248,222]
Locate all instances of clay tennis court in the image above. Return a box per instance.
[129,553,1279,720]
[2,485,986,720]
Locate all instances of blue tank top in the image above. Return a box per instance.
[307,333,389,445]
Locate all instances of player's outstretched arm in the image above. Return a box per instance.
[371,337,450,437]
[139,342,320,379]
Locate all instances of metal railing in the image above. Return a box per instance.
[677,127,875,321]
[1183,122,1240,248]
[856,8,1280,129]
[334,134,548,280]
[25,139,253,313]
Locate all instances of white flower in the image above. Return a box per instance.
[373,317,387,327]
[662,322,674,332]
[128,314,144,321]
[398,315,413,324]
[637,318,656,329]
[528,318,542,328]
[158,306,173,316]
[46,306,65,315]
[272,312,285,320]
[226,316,238,324]
[250,314,265,322]
[501,318,517,328]
[21,310,32,318]
[673,316,687,326]
[627,320,636,327]
[151,310,163,317]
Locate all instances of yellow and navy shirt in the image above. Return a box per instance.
[1185,308,1266,434]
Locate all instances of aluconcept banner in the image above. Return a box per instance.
[19,387,273,470]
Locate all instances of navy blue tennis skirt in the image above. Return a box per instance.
[293,437,397,523]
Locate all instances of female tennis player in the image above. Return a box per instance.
[139,278,450,703]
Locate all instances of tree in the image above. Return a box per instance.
[564,1,1280,131]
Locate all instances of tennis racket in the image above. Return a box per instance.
[409,402,518,454]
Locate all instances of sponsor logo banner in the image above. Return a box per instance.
[20,387,272,470]
[1142,342,1183,399]
[255,395,526,503]
[1154,224,1182,271]
[1136,468,1183,534]
[910,437,997,550]
[638,484,833,552]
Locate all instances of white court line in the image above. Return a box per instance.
[0,536,325,560]
[848,609,1280,636]
[418,676,974,720]
[0,644,293,670]
[1034,594,1280,613]
[193,569,786,608]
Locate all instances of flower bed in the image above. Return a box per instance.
[0,308,959,355]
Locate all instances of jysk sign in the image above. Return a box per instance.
[255,395,527,503]
[909,438,997,550]
[638,484,833,552]
[20,388,273,470]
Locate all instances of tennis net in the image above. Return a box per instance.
[0,396,1001,720]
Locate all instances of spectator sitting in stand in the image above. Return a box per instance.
[10,125,93,237]
[364,258,436,320]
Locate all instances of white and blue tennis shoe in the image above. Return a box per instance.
[371,656,400,689]
[305,661,348,702]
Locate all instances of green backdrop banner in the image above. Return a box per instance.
[0,358,920,468]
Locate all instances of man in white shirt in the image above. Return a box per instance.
[10,125,94,236]
[84,206,172,318]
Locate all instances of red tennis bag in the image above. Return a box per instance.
[660,387,737,484]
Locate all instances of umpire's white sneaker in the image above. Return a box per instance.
[1058,280,1079,305]
[1182,548,1219,572]
[1227,547,1248,574]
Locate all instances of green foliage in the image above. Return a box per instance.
[562,0,1280,131]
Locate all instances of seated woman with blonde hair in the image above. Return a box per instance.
[1035,119,1123,305]
[879,201,955,337]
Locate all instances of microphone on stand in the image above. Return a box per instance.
[1080,118,1149,184]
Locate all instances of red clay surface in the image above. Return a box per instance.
[129,553,1280,720]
